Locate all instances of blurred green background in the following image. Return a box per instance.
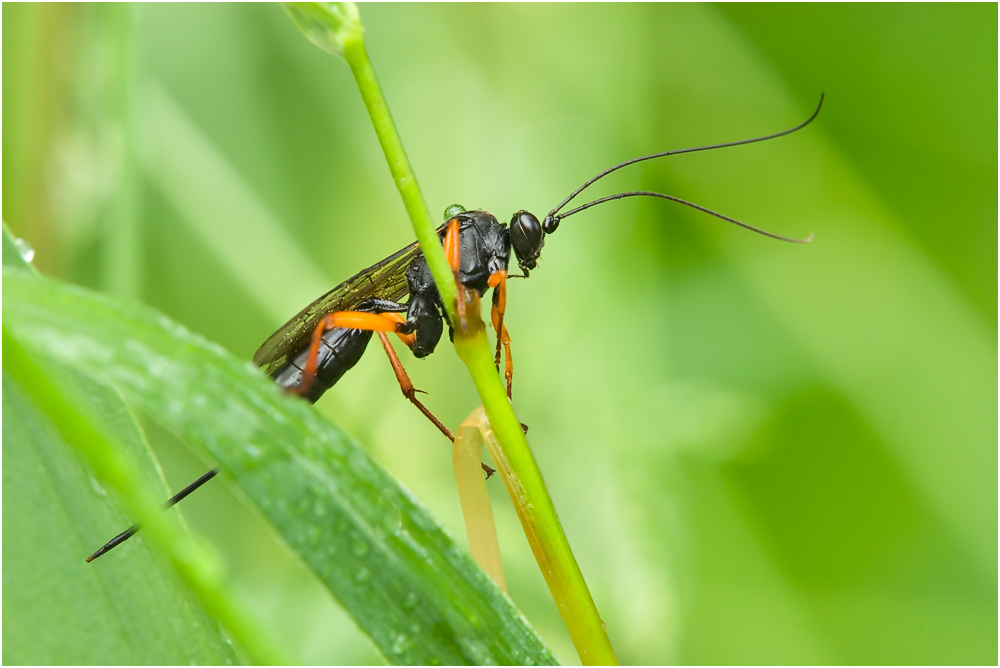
[3,3,996,665]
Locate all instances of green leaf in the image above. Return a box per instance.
[2,260,556,665]
[3,221,36,272]
[2,357,243,664]
[5,221,246,663]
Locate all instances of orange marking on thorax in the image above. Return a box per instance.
[444,218,462,270]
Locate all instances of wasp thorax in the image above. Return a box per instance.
[510,210,544,271]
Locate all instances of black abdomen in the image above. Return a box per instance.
[270,327,374,403]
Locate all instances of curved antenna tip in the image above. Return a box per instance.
[784,231,815,244]
[550,94,827,219]
[812,94,824,119]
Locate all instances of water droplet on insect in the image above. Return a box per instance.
[354,566,370,583]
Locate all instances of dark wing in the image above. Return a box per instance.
[253,230,441,376]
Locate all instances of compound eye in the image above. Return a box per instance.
[509,210,544,271]
[513,211,542,246]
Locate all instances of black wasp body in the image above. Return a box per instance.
[258,208,542,405]
[86,97,822,562]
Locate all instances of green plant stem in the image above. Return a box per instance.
[303,5,617,663]
[2,328,287,666]
[341,37,457,312]
[454,329,618,666]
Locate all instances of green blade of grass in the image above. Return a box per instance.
[2,360,245,665]
[4,330,283,664]
[2,258,557,665]
[5,222,248,663]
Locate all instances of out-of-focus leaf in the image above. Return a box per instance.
[2,357,242,664]
[2,261,556,666]
[6,220,245,663]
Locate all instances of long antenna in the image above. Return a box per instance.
[548,94,825,221]
[556,191,813,243]
[86,468,219,562]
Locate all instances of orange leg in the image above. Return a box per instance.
[296,310,403,397]
[380,311,418,348]
[444,217,461,270]
[488,270,514,399]
[443,217,468,330]
[500,323,513,399]
[376,332,495,477]
[294,307,493,476]
[376,331,454,441]
[488,270,506,368]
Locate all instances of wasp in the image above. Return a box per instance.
[86,96,822,562]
